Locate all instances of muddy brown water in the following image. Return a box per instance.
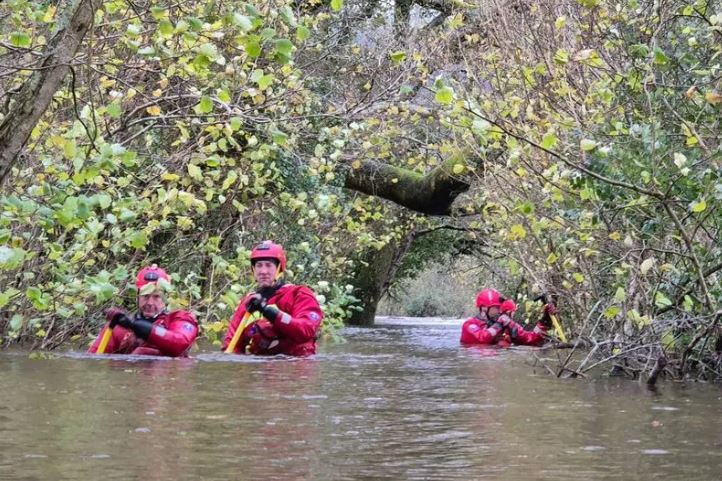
[1,318,721,480]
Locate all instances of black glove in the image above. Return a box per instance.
[246,286,284,322]
[246,293,268,314]
[108,310,153,340]
[106,308,128,328]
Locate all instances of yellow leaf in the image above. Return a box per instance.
[152,89,163,98]
[509,224,527,240]
[147,105,161,116]
[452,163,465,174]
[100,77,116,89]
[43,5,57,22]
[161,172,180,182]
[608,231,621,240]
[351,160,361,169]
[640,257,655,275]
[391,178,398,183]
[705,91,722,105]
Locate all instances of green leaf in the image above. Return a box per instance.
[542,132,558,149]
[10,32,31,48]
[655,292,673,308]
[218,89,231,103]
[509,224,527,240]
[390,51,407,63]
[653,47,669,66]
[580,139,598,151]
[107,102,122,118]
[158,19,174,36]
[554,49,569,64]
[245,41,261,58]
[296,26,310,42]
[275,39,294,56]
[272,130,288,146]
[689,199,706,213]
[196,96,213,114]
[614,287,626,302]
[129,230,148,249]
[188,163,203,181]
[604,306,621,319]
[9,314,23,332]
[230,117,242,131]
[233,14,253,32]
[331,0,343,11]
[0,288,20,309]
[279,6,297,27]
[198,43,218,59]
[0,246,26,270]
[435,87,454,105]
[222,171,238,190]
[258,75,274,90]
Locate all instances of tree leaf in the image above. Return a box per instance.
[689,199,706,213]
[580,139,598,151]
[10,32,31,48]
[655,292,672,308]
[435,86,454,105]
[196,96,213,114]
[640,257,655,275]
[331,0,343,11]
[187,163,203,181]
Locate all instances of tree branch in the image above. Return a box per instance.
[0,0,101,186]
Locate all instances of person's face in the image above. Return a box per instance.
[253,260,278,288]
[138,290,166,319]
[487,306,500,320]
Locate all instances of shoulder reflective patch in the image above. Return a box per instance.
[280,313,292,324]
[182,322,195,332]
[309,312,319,321]
[468,324,480,332]
[154,326,168,338]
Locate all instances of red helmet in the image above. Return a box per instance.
[135,265,170,290]
[476,288,502,309]
[250,240,286,273]
[500,299,517,314]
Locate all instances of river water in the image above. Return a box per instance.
[1,318,721,480]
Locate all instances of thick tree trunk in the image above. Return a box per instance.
[344,156,471,215]
[0,0,100,186]
[347,242,399,326]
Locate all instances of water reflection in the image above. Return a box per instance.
[1,321,721,481]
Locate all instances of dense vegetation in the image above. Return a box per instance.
[1,0,720,380]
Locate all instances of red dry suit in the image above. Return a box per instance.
[460,313,547,347]
[222,283,323,357]
[88,310,198,357]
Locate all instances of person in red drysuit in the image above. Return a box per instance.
[88,265,198,357]
[221,240,323,357]
[460,288,556,347]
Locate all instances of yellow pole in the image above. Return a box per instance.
[96,325,113,354]
[225,312,252,353]
[550,314,568,343]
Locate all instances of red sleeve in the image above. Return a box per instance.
[221,296,252,353]
[87,323,136,354]
[460,319,498,345]
[507,320,547,346]
[271,286,323,344]
[146,311,199,357]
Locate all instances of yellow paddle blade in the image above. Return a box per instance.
[96,326,113,354]
[550,314,568,343]
[224,312,252,353]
